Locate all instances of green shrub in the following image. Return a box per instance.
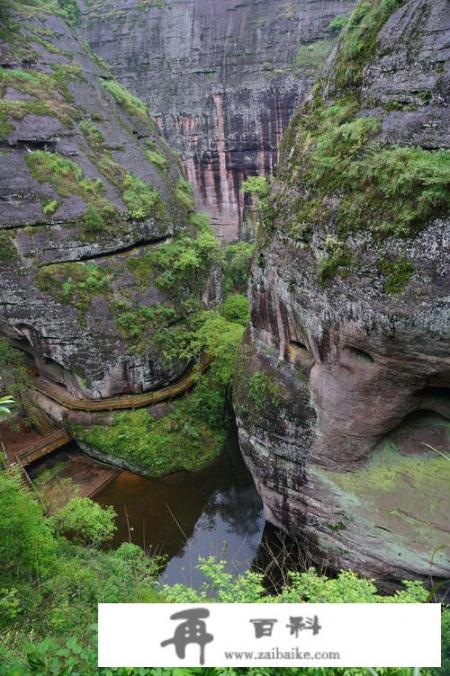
[114,303,176,352]
[317,239,354,286]
[101,79,148,122]
[222,240,255,294]
[378,256,415,295]
[333,0,405,91]
[175,176,195,210]
[79,120,104,149]
[0,471,57,581]
[56,0,82,26]
[82,204,105,233]
[242,175,269,197]
[50,498,117,547]
[163,556,431,604]
[248,371,283,413]
[128,230,221,302]
[122,172,161,220]
[36,262,112,311]
[189,210,211,231]
[145,148,167,171]
[41,198,59,216]
[328,15,348,35]
[219,293,250,327]
[179,310,246,386]
[0,231,18,261]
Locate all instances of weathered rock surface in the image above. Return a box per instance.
[234,0,450,581]
[0,1,210,399]
[82,0,356,240]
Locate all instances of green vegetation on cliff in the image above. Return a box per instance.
[273,0,450,290]
[70,301,248,475]
[284,100,450,242]
[101,78,149,122]
[35,262,112,312]
[332,0,405,92]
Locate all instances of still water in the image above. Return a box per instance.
[95,431,265,588]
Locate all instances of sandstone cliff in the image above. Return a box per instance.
[234,0,450,582]
[82,0,356,241]
[0,0,218,400]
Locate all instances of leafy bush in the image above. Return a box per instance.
[222,241,255,295]
[0,231,18,261]
[50,497,117,547]
[333,0,405,91]
[41,198,59,216]
[35,261,112,311]
[26,150,118,225]
[145,148,167,170]
[175,177,195,210]
[82,204,105,233]
[317,239,354,286]
[328,15,348,35]
[102,79,149,122]
[220,293,250,326]
[0,471,57,581]
[248,372,283,414]
[378,256,415,295]
[79,120,104,149]
[122,172,161,220]
[163,555,429,603]
[180,310,246,386]
[56,0,82,26]
[242,175,269,197]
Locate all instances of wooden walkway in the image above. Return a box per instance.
[16,429,72,466]
[32,355,212,412]
[2,356,212,481]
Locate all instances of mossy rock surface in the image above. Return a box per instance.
[0,0,217,399]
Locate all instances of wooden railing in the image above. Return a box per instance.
[16,430,72,466]
[32,355,213,412]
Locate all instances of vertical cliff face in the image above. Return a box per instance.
[0,0,218,400]
[82,0,356,241]
[234,0,450,582]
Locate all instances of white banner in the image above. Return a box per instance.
[98,602,441,668]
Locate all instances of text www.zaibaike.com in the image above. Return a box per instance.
[224,648,341,661]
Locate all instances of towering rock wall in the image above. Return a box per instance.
[82,0,356,241]
[0,0,217,400]
[234,0,450,582]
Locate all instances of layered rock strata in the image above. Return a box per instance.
[82,0,356,240]
[0,0,214,400]
[234,0,450,581]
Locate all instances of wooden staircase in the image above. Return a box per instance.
[4,461,32,490]
[1,396,73,471]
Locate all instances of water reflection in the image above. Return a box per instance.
[95,430,264,588]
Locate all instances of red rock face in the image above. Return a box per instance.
[82,0,357,240]
[234,0,450,583]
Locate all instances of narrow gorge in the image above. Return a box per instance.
[0,0,449,670]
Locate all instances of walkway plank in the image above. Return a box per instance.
[32,355,212,412]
